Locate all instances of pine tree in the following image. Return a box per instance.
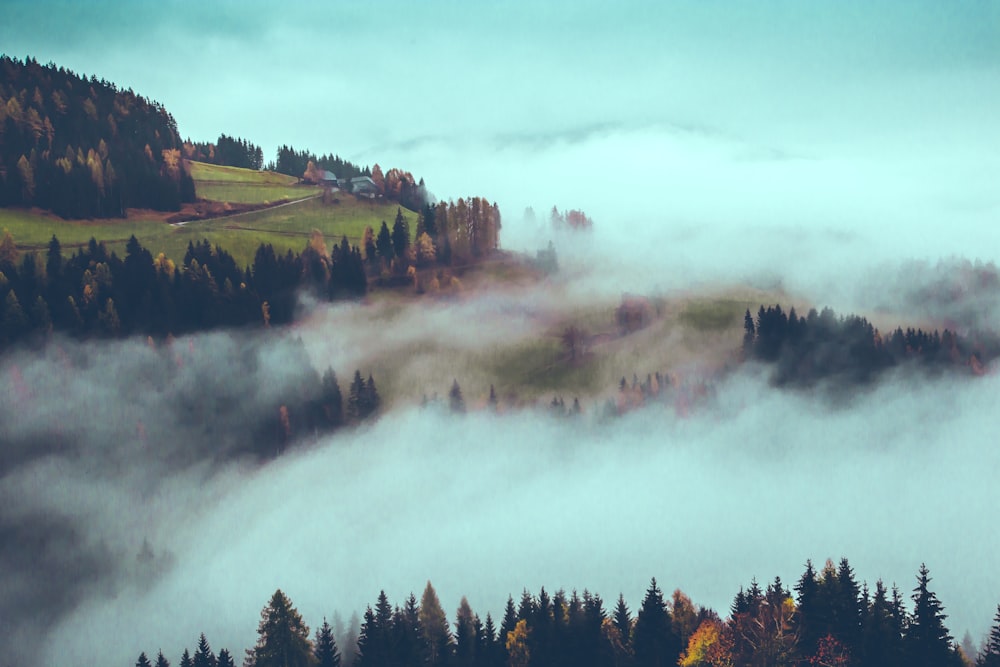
[365,374,380,417]
[743,308,756,356]
[155,650,171,667]
[632,578,681,667]
[376,221,394,260]
[905,564,957,667]
[216,649,235,667]
[347,370,365,422]
[192,633,215,667]
[315,618,342,667]
[500,595,519,659]
[614,594,633,647]
[247,589,313,667]
[179,649,192,667]
[392,208,410,259]
[834,557,864,655]
[136,652,153,667]
[394,594,425,667]
[449,379,465,413]
[978,605,1000,667]
[860,579,903,667]
[321,367,344,428]
[795,559,820,655]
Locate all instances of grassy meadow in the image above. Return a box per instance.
[1,161,418,267]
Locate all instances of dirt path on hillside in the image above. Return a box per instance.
[168,193,321,227]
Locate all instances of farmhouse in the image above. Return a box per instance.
[350,176,380,198]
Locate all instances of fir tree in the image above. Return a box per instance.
[136,653,153,667]
[314,618,342,667]
[375,221,394,261]
[247,589,313,667]
[905,564,957,667]
[155,651,171,667]
[632,578,681,667]
[979,605,1000,667]
[215,649,235,667]
[192,633,215,667]
[613,594,633,646]
[321,367,344,428]
[449,379,465,413]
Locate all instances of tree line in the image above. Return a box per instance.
[271,145,370,184]
[0,229,366,351]
[183,134,265,171]
[134,559,1000,667]
[743,305,999,387]
[0,55,196,217]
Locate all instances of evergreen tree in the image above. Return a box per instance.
[375,221,394,261]
[613,594,633,647]
[632,578,681,667]
[905,564,957,667]
[979,605,1000,667]
[315,618,342,667]
[155,651,171,667]
[861,579,904,667]
[834,557,864,656]
[215,649,235,667]
[742,308,756,356]
[794,559,820,655]
[393,594,426,667]
[321,367,344,427]
[365,374,380,417]
[500,595,519,657]
[179,649,192,667]
[392,209,410,259]
[347,370,366,422]
[449,379,465,413]
[247,589,313,667]
[137,653,153,667]
[192,633,215,667]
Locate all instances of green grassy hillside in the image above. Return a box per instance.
[1,161,418,268]
[188,161,315,204]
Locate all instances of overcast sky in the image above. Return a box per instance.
[3,2,1000,663]
[4,0,998,299]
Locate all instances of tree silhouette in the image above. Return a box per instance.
[246,589,312,667]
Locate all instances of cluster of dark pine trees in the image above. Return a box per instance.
[0,56,196,217]
[135,560,1000,667]
[744,304,998,387]
[270,146,369,183]
[0,231,366,351]
[183,134,264,171]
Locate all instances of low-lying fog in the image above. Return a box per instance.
[2,299,999,665]
[2,1,999,664]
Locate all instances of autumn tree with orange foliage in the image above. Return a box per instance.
[679,619,734,667]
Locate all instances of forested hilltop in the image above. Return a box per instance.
[0,55,195,217]
[136,560,1000,667]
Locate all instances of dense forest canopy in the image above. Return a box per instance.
[0,55,196,217]
[137,560,1000,667]
[183,133,264,170]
